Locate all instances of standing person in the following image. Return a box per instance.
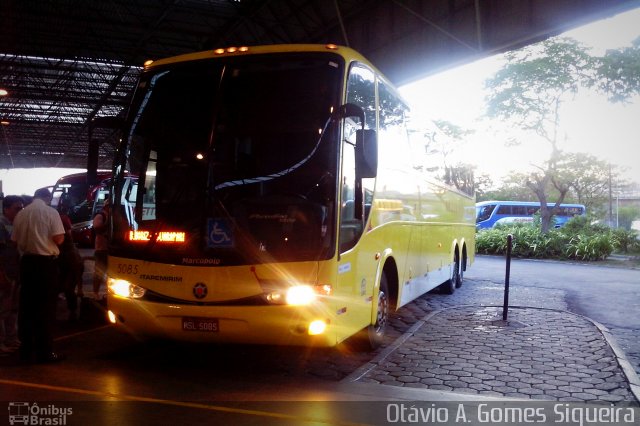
[57,201,84,322]
[0,196,24,355]
[92,197,110,300]
[12,188,66,363]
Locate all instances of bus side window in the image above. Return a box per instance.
[497,205,511,215]
[512,206,527,215]
[340,63,376,253]
[340,119,361,253]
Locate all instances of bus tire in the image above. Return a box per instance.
[354,273,390,351]
[455,255,464,288]
[441,254,459,295]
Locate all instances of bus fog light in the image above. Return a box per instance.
[286,285,315,305]
[308,320,327,335]
[107,310,117,324]
[108,278,146,299]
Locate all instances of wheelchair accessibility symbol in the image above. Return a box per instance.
[207,219,233,248]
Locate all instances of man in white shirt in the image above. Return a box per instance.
[12,187,65,363]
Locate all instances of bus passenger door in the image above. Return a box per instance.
[335,63,377,342]
[336,117,371,342]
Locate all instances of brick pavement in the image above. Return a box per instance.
[347,305,639,402]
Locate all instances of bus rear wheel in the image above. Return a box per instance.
[441,254,459,295]
[456,255,464,288]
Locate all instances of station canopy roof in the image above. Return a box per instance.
[1,0,638,170]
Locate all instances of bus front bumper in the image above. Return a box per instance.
[106,295,337,347]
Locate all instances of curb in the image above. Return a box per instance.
[590,320,640,403]
[476,254,640,270]
[343,314,431,383]
[343,304,640,403]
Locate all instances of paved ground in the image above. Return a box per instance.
[464,255,640,380]
[348,305,637,402]
[338,264,640,403]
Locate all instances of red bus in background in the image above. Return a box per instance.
[50,171,112,247]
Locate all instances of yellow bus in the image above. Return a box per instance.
[106,44,475,349]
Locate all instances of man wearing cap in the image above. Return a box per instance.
[12,187,66,363]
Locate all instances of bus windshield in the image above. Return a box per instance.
[475,204,496,223]
[52,182,92,223]
[50,172,112,246]
[113,54,342,265]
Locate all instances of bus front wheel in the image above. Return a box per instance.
[355,274,389,351]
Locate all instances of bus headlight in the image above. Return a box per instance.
[285,285,315,305]
[108,278,146,299]
[263,284,331,305]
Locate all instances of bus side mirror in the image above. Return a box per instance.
[356,129,377,178]
[338,103,365,126]
[338,103,377,177]
[88,116,124,185]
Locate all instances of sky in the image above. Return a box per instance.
[398,7,640,189]
[0,167,84,196]
[1,7,639,196]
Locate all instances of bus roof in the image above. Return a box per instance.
[148,44,377,71]
[476,200,585,208]
[55,171,112,185]
[144,44,403,100]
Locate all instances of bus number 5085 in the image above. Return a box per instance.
[117,264,139,275]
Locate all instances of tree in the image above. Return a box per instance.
[597,37,640,103]
[474,173,494,200]
[555,152,612,213]
[485,37,598,232]
[617,205,640,231]
[481,172,541,202]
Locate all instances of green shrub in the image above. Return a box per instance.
[569,233,613,260]
[476,227,511,255]
[560,214,609,236]
[610,228,640,253]
[476,222,615,261]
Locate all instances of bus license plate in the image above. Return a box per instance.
[182,317,219,332]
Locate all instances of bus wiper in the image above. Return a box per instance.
[213,115,332,191]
